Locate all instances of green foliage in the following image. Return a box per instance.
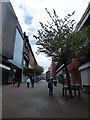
[33,9,90,65]
[70,27,90,64]
[33,65,44,76]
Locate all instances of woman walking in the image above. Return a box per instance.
[26,77,30,88]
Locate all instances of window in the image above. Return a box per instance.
[13,28,23,68]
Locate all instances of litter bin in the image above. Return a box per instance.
[54,81,57,86]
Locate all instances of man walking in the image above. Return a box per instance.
[48,77,53,96]
[31,77,35,88]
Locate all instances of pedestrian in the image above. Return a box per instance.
[31,77,35,88]
[59,77,61,83]
[16,69,21,87]
[12,71,17,86]
[12,77,16,86]
[48,77,53,96]
[61,74,65,87]
[26,77,30,88]
[17,79,21,87]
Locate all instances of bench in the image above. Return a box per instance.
[62,85,81,100]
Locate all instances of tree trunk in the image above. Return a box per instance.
[64,64,73,97]
[62,52,73,97]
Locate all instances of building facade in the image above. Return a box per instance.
[76,2,90,31]
[0,2,24,84]
[46,58,57,79]
[23,32,37,82]
[0,2,37,84]
[76,3,90,92]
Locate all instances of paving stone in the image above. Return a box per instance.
[2,80,89,118]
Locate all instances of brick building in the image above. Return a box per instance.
[46,58,57,79]
[23,32,37,81]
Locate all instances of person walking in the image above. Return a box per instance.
[48,77,53,96]
[26,77,30,88]
[12,71,18,86]
[31,77,35,88]
[61,74,65,87]
[12,77,16,86]
[17,78,21,87]
[16,69,21,87]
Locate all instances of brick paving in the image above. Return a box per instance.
[2,80,89,118]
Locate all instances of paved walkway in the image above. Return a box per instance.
[2,80,89,118]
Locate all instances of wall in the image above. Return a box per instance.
[29,52,35,67]
[79,62,90,86]
[2,2,17,59]
[80,68,90,86]
[49,59,56,77]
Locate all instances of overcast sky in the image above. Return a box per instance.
[10,0,90,73]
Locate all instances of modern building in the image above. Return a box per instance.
[0,2,37,84]
[76,2,90,31]
[0,2,24,84]
[76,3,90,92]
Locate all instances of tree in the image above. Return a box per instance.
[33,9,89,96]
[72,27,90,65]
[33,65,44,76]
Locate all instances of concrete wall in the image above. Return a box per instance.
[80,68,90,86]
[2,2,17,59]
[79,62,90,86]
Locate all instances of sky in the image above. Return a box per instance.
[10,0,90,73]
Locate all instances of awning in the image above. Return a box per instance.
[79,62,90,70]
[54,64,64,76]
[56,70,63,77]
[0,63,10,70]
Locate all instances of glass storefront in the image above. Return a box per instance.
[13,28,23,68]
